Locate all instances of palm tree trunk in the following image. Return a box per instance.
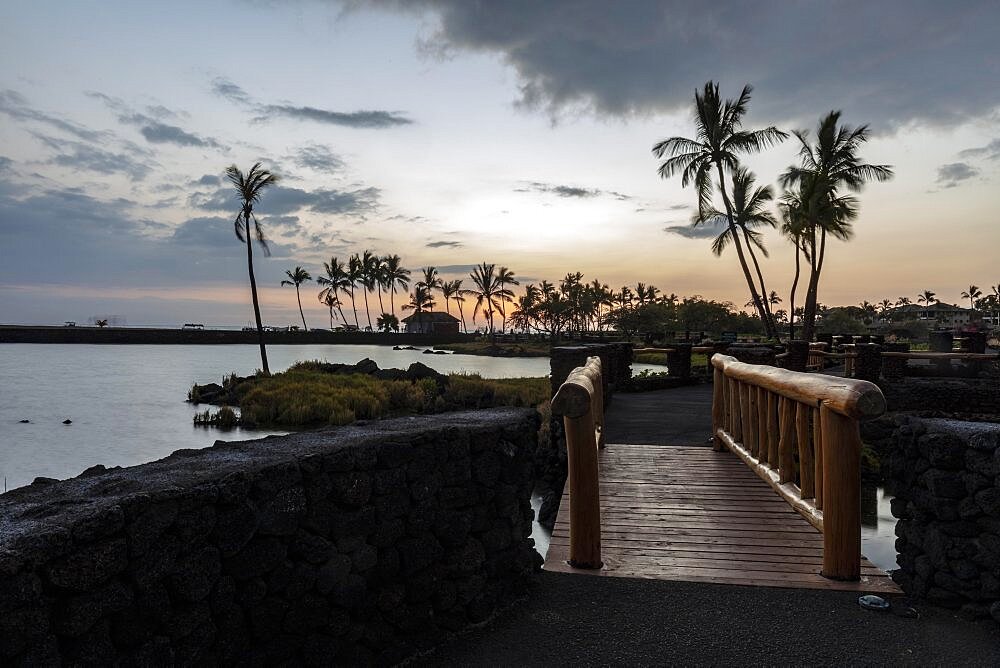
[377,285,385,317]
[363,290,373,330]
[802,227,825,341]
[244,214,270,375]
[390,288,396,318]
[328,305,334,329]
[350,287,360,329]
[295,285,308,330]
[714,163,769,336]
[789,240,801,340]
[457,301,467,333]
[742,227,776,337]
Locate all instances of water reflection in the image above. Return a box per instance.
[861,482,898,572]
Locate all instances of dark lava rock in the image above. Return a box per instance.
[19,419,29,423]
[63,419,73,424]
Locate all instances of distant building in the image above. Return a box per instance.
[890,302,975,328]
[401,311,461,334]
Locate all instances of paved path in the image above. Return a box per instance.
[603,384,714,446]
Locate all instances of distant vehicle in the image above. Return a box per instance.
[64,321,76,327]
[182,323,204,330]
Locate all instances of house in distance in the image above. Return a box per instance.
[401,311,461,334]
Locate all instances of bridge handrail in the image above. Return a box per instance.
[551,356,604,569]
[710,353,886,580]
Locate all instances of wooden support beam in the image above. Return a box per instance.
[819,405,861,580]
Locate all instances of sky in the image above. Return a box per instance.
[1,0,998,327]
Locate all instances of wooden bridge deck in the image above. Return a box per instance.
[544,443,899,592]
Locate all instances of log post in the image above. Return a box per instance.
[766,391,779,467]
[819,404,861,580]
[813,407,824,510]
[778,397,796,483]
[712,365,725,451]
[796,402,814,498]
[563,410,602,569]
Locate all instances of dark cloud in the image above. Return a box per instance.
[258,104,412,129]
[211,76,412,129]
[663,217,726,240]
[517,181,630,200]
[88,92,225,149]
[959,138,1000,160]
[32,134,152,180]
[666,203,689,211]
[194,174,221,186]
[426,240,462,248]
[936,162,979,188]
[292,144,345,174]
[0,89,108,142]
[375,1,1000,127]
[0,156,13,173]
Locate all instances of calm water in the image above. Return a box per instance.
[0,343,558,491]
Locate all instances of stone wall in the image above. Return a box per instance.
[879,377,1000,415]
[887,417,1000,623]
[0,409,541,665]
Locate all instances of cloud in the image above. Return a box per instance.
[0,89,109,142]
[32,134,153,180]
[374,1,1000,126]
[88,91,226,149]
[291,144,345,174]
[190,183,381,218]
[663,216,726,240]
[258,104,412,129]
[0,156,13,173]
[959,138,1000,160]
[194,174,220,187]
[212,76,413,129]
[517,181,630,200]
[436,264,479,273]
[936,162,980,188]
[426,240,462,248]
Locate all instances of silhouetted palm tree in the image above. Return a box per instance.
[383,254,410,317]
[468,262,511,335]
[280,266,312,330]
[918,290,937,305]
[496,266,519,333]
[401,285,435,314]
[781,110,893,340]
[320,292,342,329]
[652,81,786,336]
[226,162,278,374]
[376,312,399,333]
[317,257,350,326]
[347,254,363,329]
[961,285,981,311]
[450,280,469,333]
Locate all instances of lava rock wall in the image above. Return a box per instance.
[887,417,1000,623]
[0,408,541,665]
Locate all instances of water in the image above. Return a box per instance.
[0,343,555,491]
[862,483,898,573]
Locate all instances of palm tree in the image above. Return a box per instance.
[401,285,435,314]
[418,266,443,303]
[320,292,341,329]
[358,250,379,331]
[317,257,350,326]
[496,266,519,334]
[451,280,470,333]
[345,254,363,329]
[896,296,911,307]
[779,188,809,339]
[280,266,312,331]
[468,262,511,336]
[695,167,779,334]
[781,111,893,340]
[373,255,388,317]
[440,279,459,315]
[383,254,410,317]
[652,81,786,337]
[961,285,981,311]
[918,290,937,305]
[226,162,278,374]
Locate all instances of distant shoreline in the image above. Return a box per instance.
[0,325,472,346]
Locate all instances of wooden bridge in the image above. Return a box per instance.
[543,354,899,592]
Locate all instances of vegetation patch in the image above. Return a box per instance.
[191,360,549,430]
[437,341,551,357]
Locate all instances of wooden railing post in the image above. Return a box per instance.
[551,356,604,569]
[819,405,861,580]
[712,363,725,451]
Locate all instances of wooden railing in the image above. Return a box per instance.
[550,356,605,568]
[807,342,828,371]
[711,353,886,580]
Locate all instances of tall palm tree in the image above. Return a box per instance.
[280,266,312,331]
[781,111,893,340]
[779,187,810,339]
[450,279,469,333]
[401,285,435,314]
[695,167,779,334]
[358,250,379,331]
[496,266,519,334]
[346,254,363,329]
[918,290,937,305]
[317,257,350,326]
[373,254,388,318]
[440,279,458,315]
[383,254,410,317]
[652,81,786,337]
[896,296,912,307]
[961,285,981,311]
[226,162,278,375]
[418,266,443,304]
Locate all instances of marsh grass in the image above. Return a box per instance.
[224,362,550,429]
